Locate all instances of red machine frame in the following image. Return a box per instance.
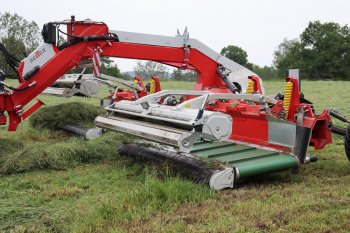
[0,19,332,153]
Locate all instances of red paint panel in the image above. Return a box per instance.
[230,116,269,143]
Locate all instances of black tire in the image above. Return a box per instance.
[345,124,350,162]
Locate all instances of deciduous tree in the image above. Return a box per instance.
[220,45,253,70]
[0,12,40,75]
[274,21,350,80]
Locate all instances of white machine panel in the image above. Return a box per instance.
[21,43,57,77]
[111,30,264,93]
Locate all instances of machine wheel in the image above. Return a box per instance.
[345,124,350,162]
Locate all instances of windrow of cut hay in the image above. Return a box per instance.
[29,102,105,130]
[0,132,131,174]
[1,102,132,174]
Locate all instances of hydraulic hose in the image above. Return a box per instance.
[216,65,239,93]
[58,35,119,50]
[0,42,21,73]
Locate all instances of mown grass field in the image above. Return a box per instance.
[0,80,349,233]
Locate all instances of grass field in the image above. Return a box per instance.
[0,80,349,232]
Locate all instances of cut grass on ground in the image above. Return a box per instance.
[0,80,349,232]
[29,102,104,130]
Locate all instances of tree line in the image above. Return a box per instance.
[1,12,349,81]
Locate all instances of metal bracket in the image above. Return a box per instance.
[176,27,190,68]
[178,131,219,152]
[62,79,99,97]
[259,95,272,115]
[296,107,304,126]
[178,132,202,152]
[176,27,189,46]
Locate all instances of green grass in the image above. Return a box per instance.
[0,80,350,232]
[0,163,214,233]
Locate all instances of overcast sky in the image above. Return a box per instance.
[2,0,349,72]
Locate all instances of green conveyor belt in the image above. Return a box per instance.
[191,141,298,180]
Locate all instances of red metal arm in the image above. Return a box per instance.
[1,42,87,130]
[0,21,231,131]
[102,42,230,92]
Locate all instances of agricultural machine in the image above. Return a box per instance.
[0,16,349,190]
